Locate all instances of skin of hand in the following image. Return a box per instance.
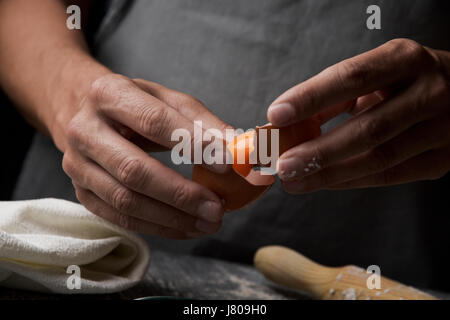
[0,0,231,239]
[62,75,232,239]
[267,38,450,193]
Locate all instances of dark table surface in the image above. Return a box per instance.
[0,250,448,300]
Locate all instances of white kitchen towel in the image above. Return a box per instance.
[0,198,150,294]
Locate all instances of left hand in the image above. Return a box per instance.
[267,38,450,193]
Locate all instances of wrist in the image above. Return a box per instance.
[46,51,111,152]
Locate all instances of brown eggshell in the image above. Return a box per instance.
[192,119,321,211]
[192,165,272,212]
[225,130,275,187]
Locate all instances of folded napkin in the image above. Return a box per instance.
[0,198,150,294]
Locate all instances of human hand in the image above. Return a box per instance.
[62,74,231,238]
[267,39,450,193]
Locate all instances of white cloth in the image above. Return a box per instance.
[0,198,150,294]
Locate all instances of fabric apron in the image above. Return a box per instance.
[14,0,450,290]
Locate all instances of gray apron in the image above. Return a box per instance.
[14,0,450,291]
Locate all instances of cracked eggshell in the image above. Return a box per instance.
[192,165,272,212]
[192,119,321,211]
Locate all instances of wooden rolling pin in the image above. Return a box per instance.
[254,246,437,300]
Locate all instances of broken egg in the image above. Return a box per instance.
[192,119,321,211]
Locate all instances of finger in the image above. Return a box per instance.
[74,186,201,239]
[282,116,450,193]
[133,79,233,169]
[276,79,438,182]
[352,90,389,115]
[312,90,388,125]
[90,75,229,172]
[92,75,197,148]
[268,39,433,126]
[312,100,356,125]
[67,116,225,223]
[112,122,168,152]
[63,151,222,234]
[133,79,233,133]
[323,148,450,190]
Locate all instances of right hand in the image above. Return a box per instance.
[61,74,231,239]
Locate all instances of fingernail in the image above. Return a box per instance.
[197,201,223,223]
[186,232,206,238]
[267,103,295,126]
[195,219,220,234]
[277,158,300,181]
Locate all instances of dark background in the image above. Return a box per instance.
[0,91,34,200]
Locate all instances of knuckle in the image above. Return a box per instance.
[357,116,385,148]
[111,187,135,213]
[172,183,192,210]
[117,213,135,230]
[117,157,146,187]
[387,39,432,68]
[62,153,75,177]
[88,74,131,104]
[140,105,170,139]
[336,59,368,90]
[387,39,424,59]
[88,76,112,103]
[66,118,84,147]
[310,145,327,169]
[62,154,86,187]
